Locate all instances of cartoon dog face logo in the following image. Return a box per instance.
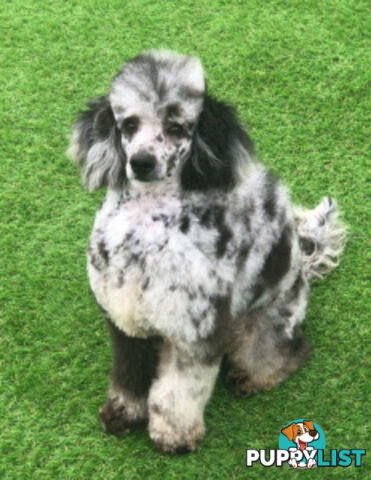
[281,420,319,450]
[281,421,320,468]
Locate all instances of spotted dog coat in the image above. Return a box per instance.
[68,50,345,453]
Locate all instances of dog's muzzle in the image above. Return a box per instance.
[130,152,156,181]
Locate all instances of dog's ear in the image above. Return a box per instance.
[281,423,298,442]
[67,96,126,191]
[303,420,315,431]
[180,94,254,191]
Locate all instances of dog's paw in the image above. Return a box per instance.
[99,395,146,436]
[228,374,270,397]
[233,378,262,397]
[289,459,298,468]
[149,410,205,454]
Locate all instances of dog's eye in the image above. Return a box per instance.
[166,123,184,137]
[122,116,139,135]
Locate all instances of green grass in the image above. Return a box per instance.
[0,0,369,478]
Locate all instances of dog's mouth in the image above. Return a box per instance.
[299,439,307,450]
[133,172,155,183]
[129,166,158,183]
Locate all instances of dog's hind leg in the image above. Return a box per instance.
[99,316,160,435]
[227,274,311,396]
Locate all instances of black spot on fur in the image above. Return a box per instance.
[105,317,160,397]
[289,272,305,301]
[98,240,109,264]
[125,252,140,268]
[139,257,147,271]
[117,272,125,287]
[261,226,292,287]
[299,237,316,255]
[141,277,150,290]
[190,316,200,329]
[176,354,195,371]
[129,54,160,94]
[178,85,204,100]
[200,205,224,228]
[201,294,233,363]
[181,95,254,191]
[114,105,125,115]
[287,326,311,358]
[186,121,195,132]
[202,288,211,302]
[125,230,134,243]
[150,403,161,414]
[249,227,292,307]
[89,248,102,271]
[196,205,233,256]
[166,153,177,176]
[216,225,233,258]
[289,335,306,354]
[213,207,232,257]
[273,322,285,334]
[236,242,250,268]
[152,214,170,227]
[158,239,168,252]
[179,215,190,233]
[278,307,292,318]
[157,81,167,102]
[166,103,180,118]
[264,172,279,219]
[249,283,264,306]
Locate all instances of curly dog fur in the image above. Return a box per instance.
[68,49,345,453]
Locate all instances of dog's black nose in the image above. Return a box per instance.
[130,153,156,179]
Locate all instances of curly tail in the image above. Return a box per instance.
[295,197,346,281]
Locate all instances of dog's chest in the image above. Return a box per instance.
[88,190,231,341]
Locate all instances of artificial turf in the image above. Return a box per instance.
[0,0,369,478]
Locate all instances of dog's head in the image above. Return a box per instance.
[281,421,319,449]
[68,49,254,192]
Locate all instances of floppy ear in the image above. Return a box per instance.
[180,94,254,191]
[67,96,126,191]
[281,423,298,442]
[304,420,315,431]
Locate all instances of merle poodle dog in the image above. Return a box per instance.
[68,49,345,453]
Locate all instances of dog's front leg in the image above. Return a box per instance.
[99,317,160,435]
[148,341,221,453]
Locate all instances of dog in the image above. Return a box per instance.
[68,49,345,453]
[281,420,320,468]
